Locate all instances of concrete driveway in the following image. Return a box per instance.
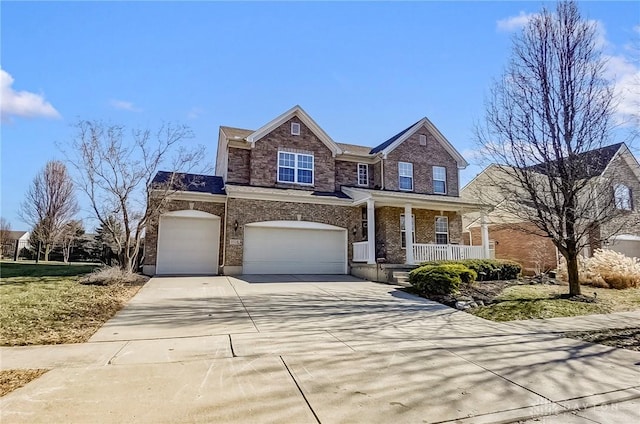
[2,276,640,423]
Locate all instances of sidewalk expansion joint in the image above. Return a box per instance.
[280,356,321,424]
[227,277,260,333]
[228,334,237,357]
[106,341,130,365]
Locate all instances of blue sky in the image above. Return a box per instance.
[1,1,638,230]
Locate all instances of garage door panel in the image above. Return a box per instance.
[156,215,220,275]
[243,225,346,274]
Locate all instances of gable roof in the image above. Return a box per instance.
[220,126,252,141]
[370,117,469,168]
[5,230,28,240]
[152,171,226,195]
[529,143,625,179]
[245,105,342,156]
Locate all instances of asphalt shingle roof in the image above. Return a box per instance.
[530,143,623,179]
[369,119,422,154]
[152,171,226,195]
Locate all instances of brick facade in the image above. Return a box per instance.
[468,223,557,275]
[224,198,360,267]
[227,148,250,184]
[384,125,459,196]
[144,200,226,269]
[249,118,336,192]
[375,206,461,263]
[334,160,376,191]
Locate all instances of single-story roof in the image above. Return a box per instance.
[152,171,226,195]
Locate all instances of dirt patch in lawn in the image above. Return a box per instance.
[565,328,640,352]
[0,369,48,397]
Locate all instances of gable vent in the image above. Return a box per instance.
[291,122,301,135]
[419,134,427,146]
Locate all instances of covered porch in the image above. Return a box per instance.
[343,187,490,267]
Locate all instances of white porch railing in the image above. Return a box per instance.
[413,244,486,263]
[352,241,369,262]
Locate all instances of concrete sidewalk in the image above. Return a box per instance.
[2,276,640,423]
[506,310,640,334]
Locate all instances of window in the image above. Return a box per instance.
[357,163,369,186]
[489,240,496,259]
[278,152,314,185]
[419,134,427,146]
[614,184,632,210]
[400,214,416,249]
[291,122,301,135]
[398,162,413,191]
[435,216,449,244]
[433,166,447,194]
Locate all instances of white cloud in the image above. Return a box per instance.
[496,12,536,32]
[186,107,204,120]
[605,53,640,124]
[110,99,142,112]
[0,69,60,122]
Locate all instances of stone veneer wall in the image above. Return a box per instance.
[384,125,459,196]
[375,206,461,264]
[144,200,226,270]
[227,148,251,184]
[224,198,360,267]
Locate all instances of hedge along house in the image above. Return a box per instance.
[143,106,490,281]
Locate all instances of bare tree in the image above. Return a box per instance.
[64,121,206,272]
[59,220,84,263]
[0,217,11,258]
[474,1,631,296]
[20,161,78,261]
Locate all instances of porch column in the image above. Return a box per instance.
[366,199,376,264]
[481,215,490,259]
[405,203,414,265]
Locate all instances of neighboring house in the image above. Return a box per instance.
[143,105,488,280]
[1,231,30,259]
[462,143,640,274]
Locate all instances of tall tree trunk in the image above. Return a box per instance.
[44,245,51,262]
[566,252,581,296]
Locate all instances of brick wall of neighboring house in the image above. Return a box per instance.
[334,160,376,191]
[372,161,382,189]
[375,206,461,264]
[599,154,640,240]
[468,223,557,275]
[384,125,459,196]
[227,148,251,184]
[144,200,226,268]
[224,198,360,267]
[249,117,336,192]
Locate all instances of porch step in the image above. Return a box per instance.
[392,271,411,287]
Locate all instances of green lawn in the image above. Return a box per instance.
[470,284,640,321]
[0,261,142,346]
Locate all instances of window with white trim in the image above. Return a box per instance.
[277,151,314,185]
[433,166,447,194]
[291,122,301,135]
[357,163,369,186]
[400,214,416,249]
[435,216,449,244]
[398,162,413,191]
[614,184,632,210]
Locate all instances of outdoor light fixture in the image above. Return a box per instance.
[234,220,239,232]
[352,226,357,236]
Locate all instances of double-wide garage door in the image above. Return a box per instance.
[156,210,220,275]
[243,221,347,274]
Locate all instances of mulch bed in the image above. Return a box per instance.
[565,327,640,352]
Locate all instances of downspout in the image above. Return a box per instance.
[221,192,228,275]
[380,156,385,190]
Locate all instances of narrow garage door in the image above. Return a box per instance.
[609,235,640,259]
[243,221,347,274]
[156,210,220,275]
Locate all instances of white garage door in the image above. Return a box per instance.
[243,221,347,274]
[156,210,220,275]
[609,235,640,259]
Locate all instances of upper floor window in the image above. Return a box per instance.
[435,216,449,244]
[398,162,413,191]
[278,152,313,185]
[357,163,369,186]
[614,184,632,210]
[291,122,301,135]
[433,166,447,194]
